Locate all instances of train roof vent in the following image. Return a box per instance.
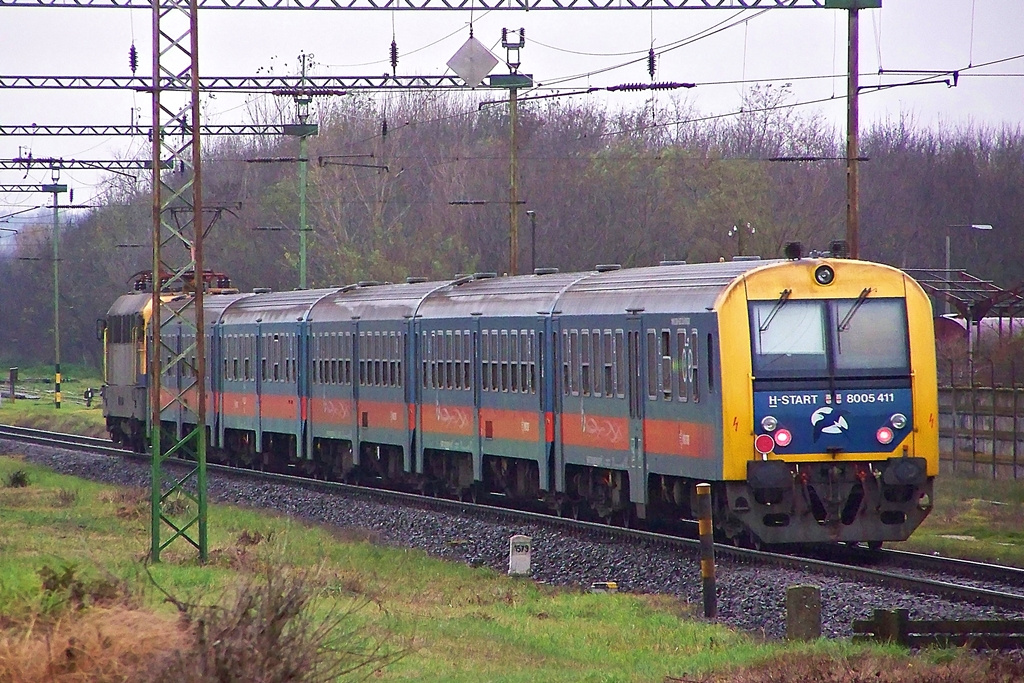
[253,287,272,294]
[659,260,687,266]
[731,256,761,262]
[406,276,428,284]
[533,267,559,275]
[473,272,497,280]
[356,280,382,287]
[595,264,622,272]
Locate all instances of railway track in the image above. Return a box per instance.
[4,423,1024,612]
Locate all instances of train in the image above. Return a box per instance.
[100,253,939,546]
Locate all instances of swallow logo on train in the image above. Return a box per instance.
[810,406,849,442]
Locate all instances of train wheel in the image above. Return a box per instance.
[461,484,481,504]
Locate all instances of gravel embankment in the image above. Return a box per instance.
[8,441,1024,641]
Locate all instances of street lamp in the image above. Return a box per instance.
[728,222,755,257]
[525,210,537,273]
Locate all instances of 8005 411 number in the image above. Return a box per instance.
[844,392,895,403]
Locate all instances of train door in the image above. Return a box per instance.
[626,318,648,517]
[472,317,483,480]
[298,320,310,461]
[254,323,263,453]
[549,317,564,494]
[351,320,362,466]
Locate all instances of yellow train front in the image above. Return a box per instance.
[712,257,938,545]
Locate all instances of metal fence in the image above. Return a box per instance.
[939,359,1024,479]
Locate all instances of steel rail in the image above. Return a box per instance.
[3,423,1023,611]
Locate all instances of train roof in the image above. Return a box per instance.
[214,288,340,325]
[309,279,452,323]
[557,260,777,316]
[416,260,778,319]
[106,292,151,317]
[143,259,910,329]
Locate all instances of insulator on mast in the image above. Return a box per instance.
[390,39,399,75]
[129,43,139,75]
[648,48,656,79]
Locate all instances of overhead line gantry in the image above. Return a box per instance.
[3,0,878,565]
[1,0,841,8]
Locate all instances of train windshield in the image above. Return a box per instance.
[751,300,828,376]
[750,297,909,379]
[832,298,909,376]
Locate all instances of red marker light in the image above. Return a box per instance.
[754,433,775,454]
[774,429,792,448]
[876,426,894,445]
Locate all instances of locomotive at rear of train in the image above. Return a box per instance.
[101,257,939,546]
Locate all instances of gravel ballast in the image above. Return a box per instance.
[9,441,1024,641]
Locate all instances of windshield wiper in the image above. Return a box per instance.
[837,288,872,332]
[758,289,792,333]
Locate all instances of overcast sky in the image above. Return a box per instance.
[2,0,1022,217]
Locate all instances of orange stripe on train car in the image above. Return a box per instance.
[260,393,299,420]
[221,390,258,417]
[479,408,542,442]
[643,418,714,458]
[158,387,213,415]
[308,397,354,423]
[357,399,406,429]
[561,413,630,450]
[421,403,474,436]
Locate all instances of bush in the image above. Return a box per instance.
[151,564,404,682]
[5,469,29,488]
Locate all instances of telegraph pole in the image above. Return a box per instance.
[502,28,526,276]
[846,3,860,259]
[826,0,881,259]
[0,178,67,408]
[296,54,314,288]
[47,173,67,408]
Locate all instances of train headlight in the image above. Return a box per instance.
[761,415,778,432]
[813,264,835,286]
[773,428,792,448]
[876,426,895,445]
[890,413,908,430]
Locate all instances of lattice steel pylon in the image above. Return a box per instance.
[149,0,208,563]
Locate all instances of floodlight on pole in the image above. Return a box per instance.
[41,171,68,409]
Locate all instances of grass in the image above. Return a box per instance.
[896,472,1024,567]
[3,369,1024,679]
[0,363,107,437]
[1,455,1022,681]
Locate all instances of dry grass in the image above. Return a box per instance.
[0,560,404,683]
[97,488,148,521]
[671,651,1024,683]
[151,564,405,683]
[52,488,78,508]
[0,607,189,683]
